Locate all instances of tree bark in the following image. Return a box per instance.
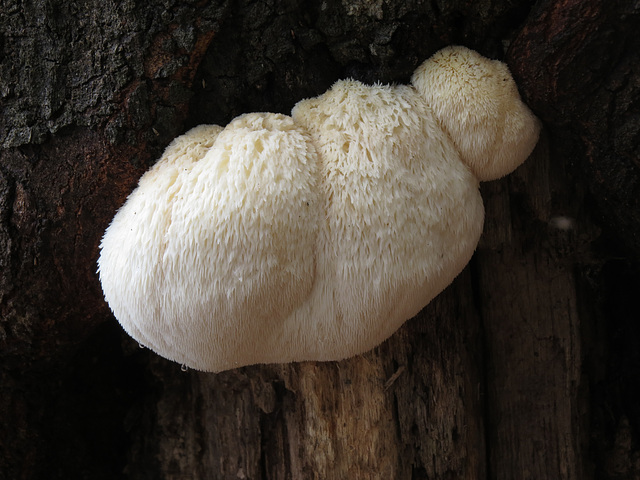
[1,0,639,479]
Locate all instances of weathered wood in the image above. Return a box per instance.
[477,135,588,479]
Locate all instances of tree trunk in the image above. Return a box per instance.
[1,0,639,478]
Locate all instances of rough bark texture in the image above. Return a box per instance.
[1,0,639,479]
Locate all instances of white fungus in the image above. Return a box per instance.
[98,46,541,372]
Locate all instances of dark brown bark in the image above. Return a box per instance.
[1,0,639,479]
[477,136,590,479]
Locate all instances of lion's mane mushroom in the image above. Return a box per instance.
[98,46,540,372]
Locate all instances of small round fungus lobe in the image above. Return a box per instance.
[412,46,541,181]
[98,46,540,372]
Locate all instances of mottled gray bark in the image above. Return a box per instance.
[1,0,639,478]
